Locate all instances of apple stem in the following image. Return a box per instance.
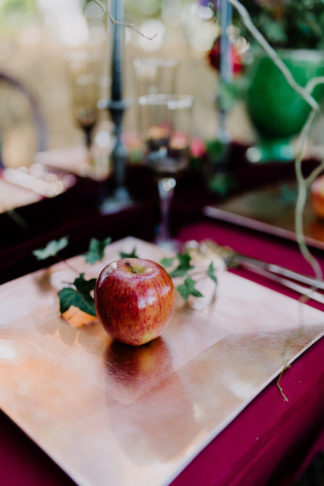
[125,261,138,274]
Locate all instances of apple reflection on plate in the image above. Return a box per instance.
[104,337,172,405]
[105,339,201,464]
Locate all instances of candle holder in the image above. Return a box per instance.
[218,0,233,146]
[100,0,133,214]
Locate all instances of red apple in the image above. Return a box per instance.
[95,258,175,346]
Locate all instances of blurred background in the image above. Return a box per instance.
[2,0,324,276]
[0,0,257,168]
[2,0,324,169]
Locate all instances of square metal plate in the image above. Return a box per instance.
[0,237,323,486]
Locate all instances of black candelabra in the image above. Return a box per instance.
[100,0,133,213]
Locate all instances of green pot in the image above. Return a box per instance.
[246,50,324,163]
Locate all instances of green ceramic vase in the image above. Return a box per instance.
[246,50,324,163]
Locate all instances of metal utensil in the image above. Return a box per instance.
[233,254,324,291]
[196,240,324,305]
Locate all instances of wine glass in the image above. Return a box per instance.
[133,57,179,164]
[71,73,99,148]
[66,52,101,152]
[138,93,193,250]
[133,58,179,97]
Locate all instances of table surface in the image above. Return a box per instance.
[1,216,324,486]
[1,237,323,486]
[175,220,324,486]
[204,180,324,251]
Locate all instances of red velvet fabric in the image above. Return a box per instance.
[1,219,323,486]
[171,220,324,486]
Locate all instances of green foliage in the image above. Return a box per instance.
[160,256,175,268]
[58,273,96,316]
[119,247,139,259]
[33,237,69,261]
[177,276,203,300]
[84,237,112,264]
[239,0,324,50]
[169,253,194,278]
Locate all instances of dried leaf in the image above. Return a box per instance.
[62,305,96,328]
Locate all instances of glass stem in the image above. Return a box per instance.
[157,177,176,243]
[84,126,92,150]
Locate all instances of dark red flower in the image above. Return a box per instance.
[207,38,243,75]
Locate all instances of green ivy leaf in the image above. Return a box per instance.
[169,253,194,278]
[119,247,139,258]
[160,256,175,268]
[74,273,97,294]
[207,262,217,283]
[177,276,203,301]
[84,237,112,264]
[58,273,96,316]
[33,236,69,261]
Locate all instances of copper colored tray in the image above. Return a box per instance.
[204,182,324,250]
[0,237,323,486]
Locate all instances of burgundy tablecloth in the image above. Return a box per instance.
[173,220,324,486]
[1,218,324,486]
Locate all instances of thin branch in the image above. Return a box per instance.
[306,160,324,186]
[295,107,317,156]
[91,0,157,41]
[226,0,324,402]
[107,10,158,40]
[294,110,323,282]
[228,0,324,282]
[276,366,289,402]
[92,0,107,19]
[306,76,324,95]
